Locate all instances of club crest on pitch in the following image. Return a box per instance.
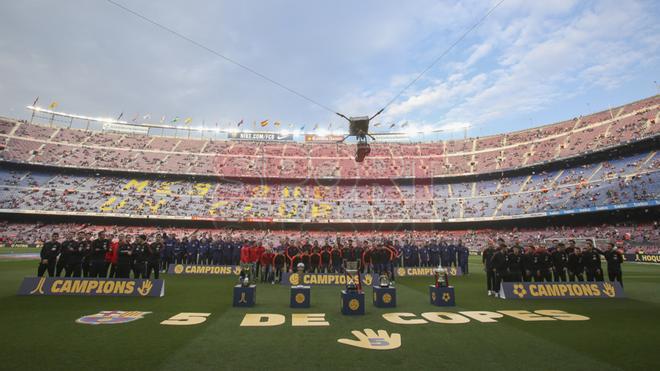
[76,311,151,325]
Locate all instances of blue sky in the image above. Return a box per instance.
[0,0,658,139]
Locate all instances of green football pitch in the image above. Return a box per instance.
[1,257,658,371]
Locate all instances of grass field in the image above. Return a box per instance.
[1,257,658,371]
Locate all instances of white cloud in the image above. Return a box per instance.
[373,0,659,130]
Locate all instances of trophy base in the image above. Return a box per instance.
[341,290,365,315]
[233,284,256,307]
[429,285,455,306]
[290,286,311,308]
[373,286,397,308]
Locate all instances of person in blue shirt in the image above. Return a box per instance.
[186,235,200,265]
[447,242,457,268]
[231,237,242,266]
[440,239,451,267]
[174,237,184,264]
[457,239,469,274]
[429,239,440,267]
[418,242,430,267]
[402,240,413,267]
[162,233,175,272]
[211,235,223,265]
[222,237,233,265]
[199,235,211,265]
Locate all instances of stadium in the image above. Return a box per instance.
[1,1,659,371]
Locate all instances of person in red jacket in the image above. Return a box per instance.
[249,241,262,278]
[107,233,120,278]
[240,241,252,264]
[260,244,275,283]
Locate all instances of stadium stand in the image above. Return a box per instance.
[0,96,657,179]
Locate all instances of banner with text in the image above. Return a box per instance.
[499,282,624,300]
[283,272,374,286]
[624,253,660,264]
[17,277,164,297]
[396,266,463,277]
[102,122,149,135]
[168,264,241,275]
[228,132,293,141]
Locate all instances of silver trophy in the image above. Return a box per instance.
[379,273,390,287]
[345,261,361,292]
[434,265,448,288]
[239,263,251,287]
[295,262,305,287]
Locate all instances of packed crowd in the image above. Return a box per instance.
[0,151,657,221]
[0,95,657,179]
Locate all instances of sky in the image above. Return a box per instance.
[0,0,658,139]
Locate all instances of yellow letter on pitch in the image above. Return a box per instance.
[240,314,285,327]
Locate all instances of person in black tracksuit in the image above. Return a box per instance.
[57,233,75,277]
[81,233,92,277]
[482,243,496,295]
[535,247,552,282]
[116,238,134,278]
[320,244,331,273]
[331,245,342,273]
[65,237,83,277]
[521,245,535,282]
[491,246,508,295]
[89,231,111,277]
[273,250,286,282]
[38,233,61,277]
[567,247,584,281]
[551,244,568,282]
[506,246,523,282]
[146,235,163,279]
[582,242,603,281]
[603,243,624,287]
[132,236,148,279]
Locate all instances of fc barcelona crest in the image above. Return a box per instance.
[76,311,151,325]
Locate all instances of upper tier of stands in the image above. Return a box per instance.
[0,95,657,179]
[1,151,657,222]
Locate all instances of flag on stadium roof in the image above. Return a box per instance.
[274,121,281,127]
[48,101,58,109]
[160,116,165,123]
[374,122,381,127]
[143,114,151,120]
[237,119,244,127]
[300,125,305,131]
[184,117,193,125]
[401,121,409,128]
[131,113,139,122]
[313,123,318,130]
[389,123,396,128]
[171,116,179,124]
[260,120,269,127]
[32,96,39,106]
[117,112,124,120]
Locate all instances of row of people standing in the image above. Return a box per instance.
[38,231,163,279]
[482,238,624,297]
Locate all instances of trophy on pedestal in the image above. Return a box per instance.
[429,265,454,307]
[295,262,305,287]
[434,265,449,288]
[234,263,256,307]
[379,273,390,288]
[290,262,310,308]
[239,263,252,287]
[345,261,362,293]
